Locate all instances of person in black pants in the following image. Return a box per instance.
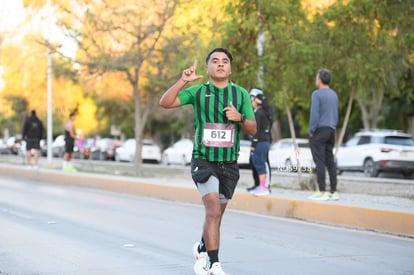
[308,69,339,201]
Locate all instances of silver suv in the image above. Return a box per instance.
[336,129,414,178]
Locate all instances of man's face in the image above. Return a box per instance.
[206,52,231,81]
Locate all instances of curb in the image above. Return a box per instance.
[1,164,413,237]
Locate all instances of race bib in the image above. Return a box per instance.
[203,123,234,148]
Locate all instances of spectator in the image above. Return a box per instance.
[22,110,44,168]
[62,112,77,172]
[248,89,273,196]
[308,69,339,201]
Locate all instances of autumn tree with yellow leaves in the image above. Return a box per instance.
[54,0,231,175]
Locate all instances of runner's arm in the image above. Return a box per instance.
[160,60,203,109]
[241,117,257,136]
[159,79,187,108]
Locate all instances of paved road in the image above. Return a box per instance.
[1,175,413,275]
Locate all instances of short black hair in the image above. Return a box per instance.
[318,69,331,85]
[30,110,36,116]
[205,48,233,64]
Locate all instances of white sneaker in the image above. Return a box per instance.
[250,186,270,196]
[193,242,209,275]
[208,262,226,275]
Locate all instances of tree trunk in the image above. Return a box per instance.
[134,83,143,177]
[285,104,305,189]
[132,74,156,177]
[334,88,355,158]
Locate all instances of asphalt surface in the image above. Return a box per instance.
[0,156,413,238]
[1,175,414,275]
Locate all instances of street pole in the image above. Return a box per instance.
[46,0,53,164]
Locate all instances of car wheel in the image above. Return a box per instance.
[363,158,378,177]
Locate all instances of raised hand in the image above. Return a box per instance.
[181,60,203,83]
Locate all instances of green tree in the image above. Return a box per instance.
[4,95,28,136]
[320,0,414,132]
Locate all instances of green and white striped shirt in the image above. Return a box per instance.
[178,82,254,162]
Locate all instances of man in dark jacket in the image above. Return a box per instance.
[22,110,44,168]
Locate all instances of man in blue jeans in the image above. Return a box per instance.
[308,69,339,201]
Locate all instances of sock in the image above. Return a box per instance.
[207,250,219,267]
[260,177,267,188]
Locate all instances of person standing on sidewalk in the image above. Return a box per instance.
[247,89,273,196]
[159,48,256,275]
[22,110,44,168]
[62,112,77,172]
[308,69,339,201]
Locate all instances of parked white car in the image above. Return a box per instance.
[269,138,314,172]
[336,129,414,178]
[52,134,66,157]
[162,139,193,166]
[115,139,162,163]
[238,139,252,169]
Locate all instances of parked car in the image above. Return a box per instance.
[40,139,47,156]
[0,138,11,154]
[6,135,24,155]
[79,138,96,159]
[106,139,123,161]
[162,139,193,166]
[269,138,315,172]
[52,135,66,157]
[115,139,162,163]
[90,137,114,160]
[238,139,252,169]
[336,129,414,178]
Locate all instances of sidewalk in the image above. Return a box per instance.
[0,161,413,237]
